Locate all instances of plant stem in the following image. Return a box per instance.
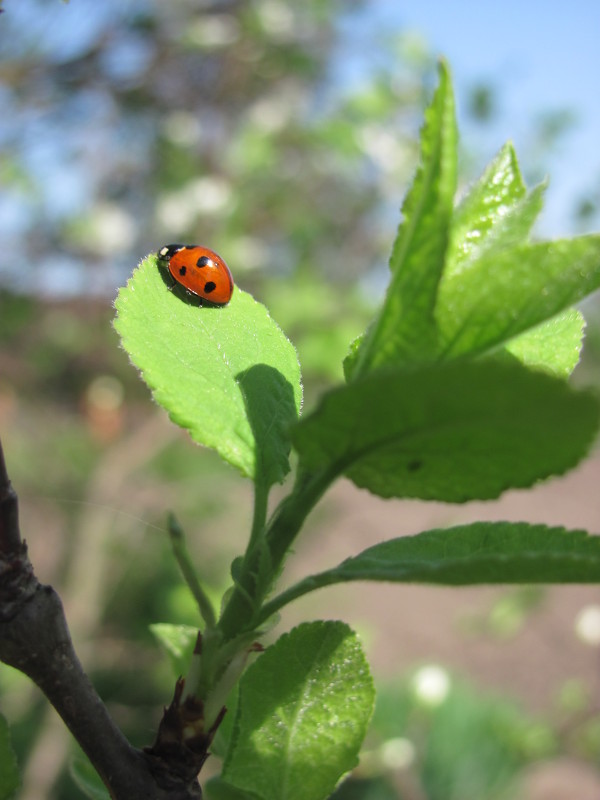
[217,463,339,640]
[168,513,216,630]
[256,570,342,624]
[248,478,269,554]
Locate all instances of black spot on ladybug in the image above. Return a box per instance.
[178,266,187,276]
[407,459,423,472]
[196,256,212,268]
[203,281,216,294]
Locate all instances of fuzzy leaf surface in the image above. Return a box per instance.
[222,622,374,800]
[292,360,599,502]
[445,142,540,278]
[114,256,302,485]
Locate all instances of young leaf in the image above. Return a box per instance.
[344,66,599,382]
[445,142,541,278]
[442,142,594,374]
[292,360,599,502]
[222,621,374,800]
[436,236,600,361]
[114,256,302,486]
[0,714,19,800]
[260,523,600,617]
[345,60,457,378]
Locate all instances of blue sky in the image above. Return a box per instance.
[345,0,600,236]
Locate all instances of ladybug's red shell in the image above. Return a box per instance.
[158,244,234,305]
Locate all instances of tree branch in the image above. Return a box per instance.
[0,438,210,799]
[0,437,25,557]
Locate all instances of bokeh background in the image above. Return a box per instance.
[1,2,600,798]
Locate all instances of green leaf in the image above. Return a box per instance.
[344,92,599,381]
[69,757,110,800]
[292,360,600,502]
[436,235,600,361]
[445,142,541,279]
[271,524,600,611]
[346,60,457,378]
[260,523,600,621]
[149,623,198,677]
[222,622,374,800]
[500,308,585,378]
[114,256,302,486]
[0,714,19,800]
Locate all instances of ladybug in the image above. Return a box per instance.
[157,244,234,305]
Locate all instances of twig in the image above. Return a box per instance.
[0,438,23,557]
[168,513,217,629]
[0,438,208,799]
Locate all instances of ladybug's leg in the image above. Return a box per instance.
[186,290,202,306]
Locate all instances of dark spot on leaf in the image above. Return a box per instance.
[204,281,216,294]
[197,256,212,268]
[178,266,187,276]
[407,459,423,472]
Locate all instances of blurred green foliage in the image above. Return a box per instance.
[331,671,600,800]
